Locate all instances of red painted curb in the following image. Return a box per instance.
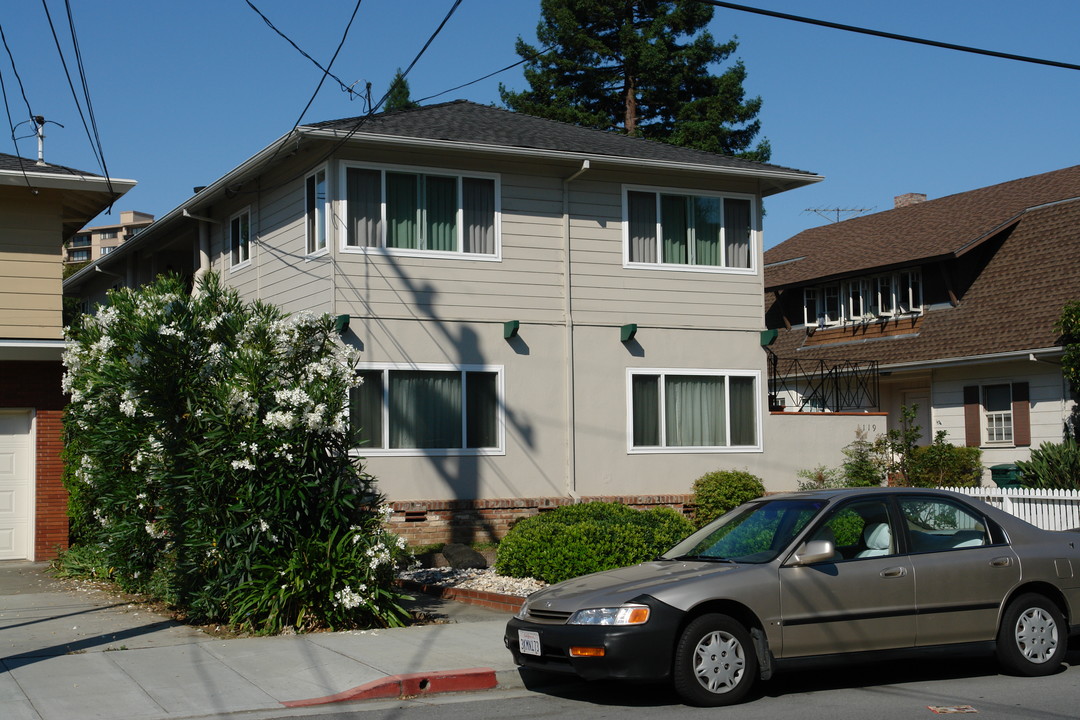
[281,667,498,707]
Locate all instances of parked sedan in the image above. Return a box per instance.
[504,487,1080,706]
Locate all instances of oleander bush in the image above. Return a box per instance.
[495,502,693,584]
[690,470,766,527]
[60,273,410,633]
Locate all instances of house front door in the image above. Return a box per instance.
[903,391,932,445]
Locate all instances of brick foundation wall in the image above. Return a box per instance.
[385,494,694,547]
[0,361,69,560]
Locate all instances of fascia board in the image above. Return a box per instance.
[0,170,136,194]
[302,128,823,190]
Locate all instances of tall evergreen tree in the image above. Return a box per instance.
[500,0,770,161]
[384,68,419,112]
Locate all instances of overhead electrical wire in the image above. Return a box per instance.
[235,0,464,198]
[701,0,1080,72]
[63,0,112,191]
[40,0,115,199]
[0,22,36,190]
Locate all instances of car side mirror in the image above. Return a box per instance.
[788,540,835,566]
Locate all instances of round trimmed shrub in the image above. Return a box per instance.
[691,470,766,528]
[495,502,693,584]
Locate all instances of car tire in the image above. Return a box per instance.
[996,593,1066,676]
[672,613,758,706]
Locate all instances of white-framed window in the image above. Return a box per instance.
[350,364,504,455]
[804,285,841,327]
[802,269,922,328]
[306,167,328,255]
[229,207,251,269]
[341,163,499,259]
[983,384,1013,444]
[628,369,761,452]
[624,186,755,272]
[100,246,114,256]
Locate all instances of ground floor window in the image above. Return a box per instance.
[629,369,760,451]
[350,365,502,454]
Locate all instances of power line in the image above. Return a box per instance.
[40,0,115,199]
[702,1,1080,72]
[63,0,113,197]
[0,22,36,191]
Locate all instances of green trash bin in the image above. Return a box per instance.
[990,463,1022,488]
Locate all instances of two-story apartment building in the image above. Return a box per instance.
[65,101,826,541]
[764,166,1079,477]
[1,153,133,559]
[64,210,154,265]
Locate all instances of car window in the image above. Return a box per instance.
[807,500,895,561]
[898,497,989,553]
[665,499,825,564]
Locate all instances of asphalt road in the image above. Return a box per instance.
[222,642,1080,720]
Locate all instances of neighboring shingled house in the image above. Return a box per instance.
[1,153,133,559]
[66,101,835,541]
[764,165,1079,476]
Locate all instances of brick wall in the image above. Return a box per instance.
[385,494,693,547]
[0,361,68,560]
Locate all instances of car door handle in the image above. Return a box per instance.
[990,557,1013,568]
[880,567,908,578]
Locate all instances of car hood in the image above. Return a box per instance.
[523,560,745,613]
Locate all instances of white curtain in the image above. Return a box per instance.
[665,375,725,447]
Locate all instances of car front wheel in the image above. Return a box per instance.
[672,613,758,706]
[996,593,1066,676]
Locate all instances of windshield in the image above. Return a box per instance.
[663,498,826,564]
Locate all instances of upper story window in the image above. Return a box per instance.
[625,187,754,271]
[343,164,499,258]
[70,234,91,248]
[99,230,118,240]
[69,248,90,262]
[804,269,922,327]
[100,246,114,256]
[229,208,251,268]
[306,167,328,255]
[629,369,760,452]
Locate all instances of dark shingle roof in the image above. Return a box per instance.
[305,100,815,179]
[766,196,1080,365]
[765,164,1080,290]
[0,152,104,179]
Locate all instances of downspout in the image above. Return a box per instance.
[562,160,590,499]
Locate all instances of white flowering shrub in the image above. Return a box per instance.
[62,273,410,632]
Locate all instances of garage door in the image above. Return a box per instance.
[0,412,31,560]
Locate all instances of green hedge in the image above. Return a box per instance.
[495,502,693,584]
[690,470,766,527]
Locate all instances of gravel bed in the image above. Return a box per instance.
[397,567,546,598]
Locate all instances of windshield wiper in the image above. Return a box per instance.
[670,554,736,563]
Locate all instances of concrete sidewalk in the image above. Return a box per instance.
[0,562,530,720]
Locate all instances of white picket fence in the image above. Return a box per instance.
[940,486,1080,531]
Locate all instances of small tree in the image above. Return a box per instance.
[384,68,419,112]
[62,273,409,632]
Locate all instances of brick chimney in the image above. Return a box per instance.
[894,193,927,209]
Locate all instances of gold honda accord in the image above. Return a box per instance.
[504,487,1080,705]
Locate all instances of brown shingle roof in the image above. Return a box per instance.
[764,164,1080,290]
[767,196,1080,366]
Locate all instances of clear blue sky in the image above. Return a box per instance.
[2,0,1077,246]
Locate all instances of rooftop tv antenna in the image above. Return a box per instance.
[804,207,874,223]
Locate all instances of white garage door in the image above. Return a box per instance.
[0,412,32,560]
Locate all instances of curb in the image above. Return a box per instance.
[282,667,498,707]
[396,578,526,614]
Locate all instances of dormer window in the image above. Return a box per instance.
[802,269,922,328]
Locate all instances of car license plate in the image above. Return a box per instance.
[518,630,541,656]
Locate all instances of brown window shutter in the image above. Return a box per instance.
[963,385,981,447]
[1012,382,1031,447]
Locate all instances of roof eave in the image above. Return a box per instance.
[301,127,824,195]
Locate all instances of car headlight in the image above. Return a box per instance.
[567,605,650,626]
[515,598,531,620]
